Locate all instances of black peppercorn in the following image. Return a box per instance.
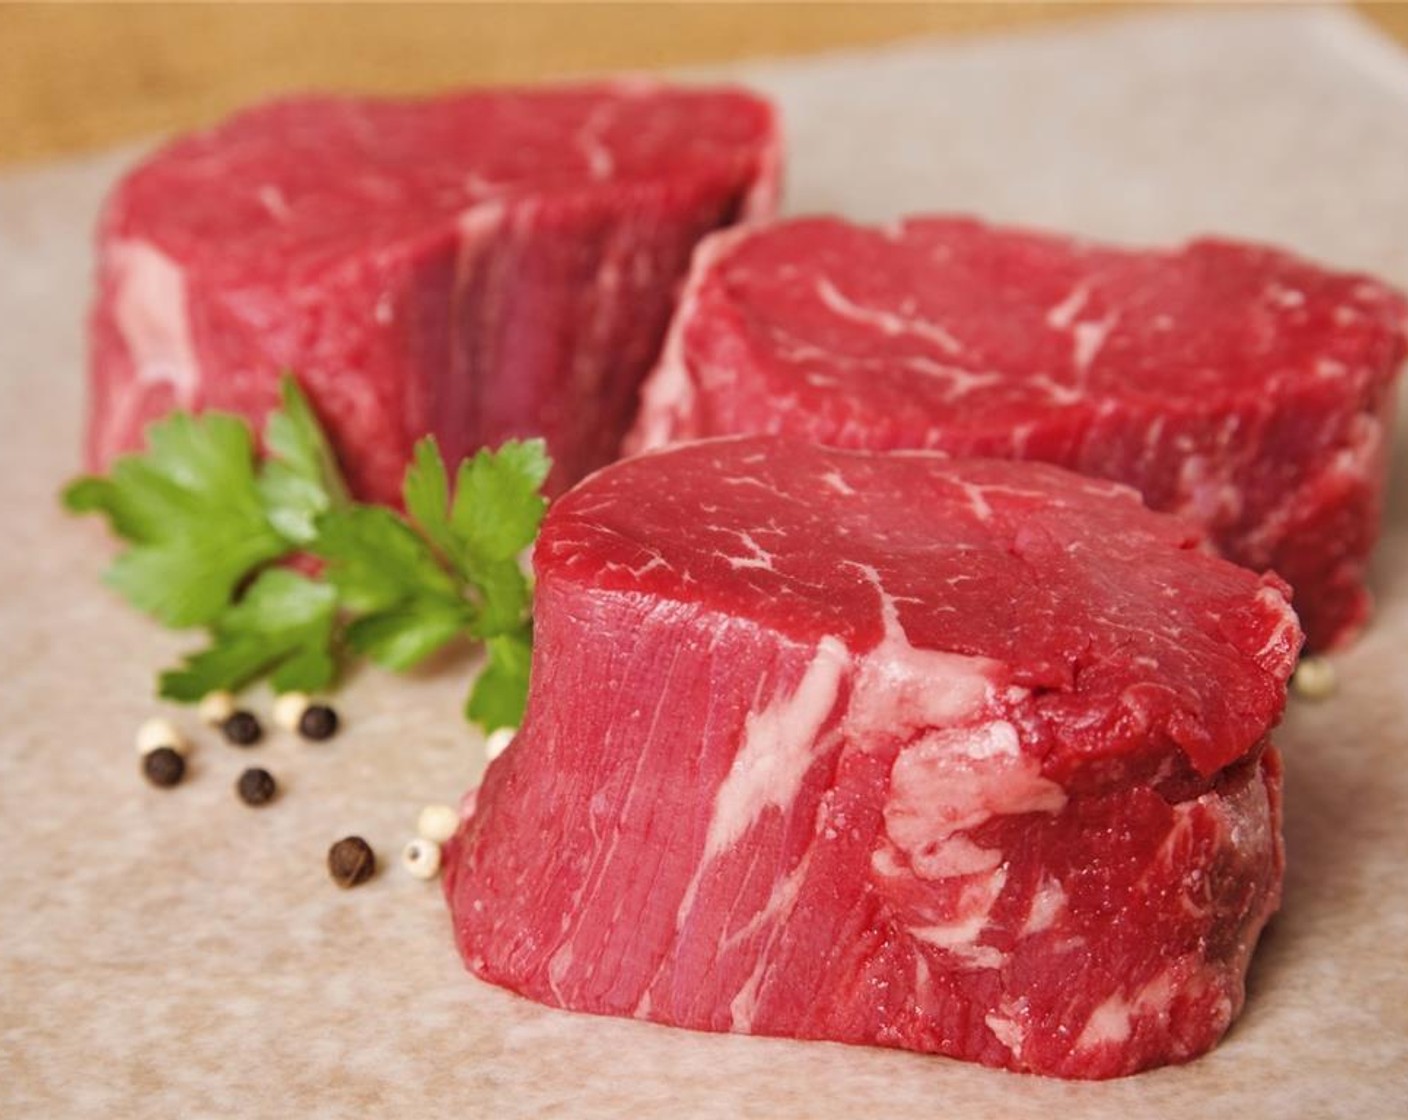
[236,767,277,806]
[221,710,263,746]
[298,704,339,741]
[142,746,186,788]
[328,836,376,888]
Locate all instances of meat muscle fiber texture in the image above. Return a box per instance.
[444,436,1301,1080]
[627,216,1407,650]
[88,82,779,500]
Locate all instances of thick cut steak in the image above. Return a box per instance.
[444,436,1300,1079]
[88,82,779,500]
[628,216,1406,649]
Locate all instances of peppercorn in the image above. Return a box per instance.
[417,803,460,844]
[143,746,186,788]
[221,710,264,746]
[197,690,236,726]
[236,767,277,806]
[272,691,310,732]
[135,716,188,757]
[402,837,443,880]
[327,836,376,888]
[1292,655,1337,702]
[484,727,516,762]
[298,704,340,742]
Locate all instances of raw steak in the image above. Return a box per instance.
[88,82,779,501]
[444,436,1300,1080]
[627,216,1407,649]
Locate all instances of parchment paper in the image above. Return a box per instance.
[2,7,1406,1117]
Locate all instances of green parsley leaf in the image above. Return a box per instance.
[450,440,550,569]
[159,569,338,700]
[65,384,551,734]
[313,505,459,612]
[319,440,546,705]
[259,375,349,544]
[404,436,541,635]
[468,560,531,638]
[345,599,471,671]
[426,438,547,639]
[402,436,458,562]
[62,412,288,627]
[313,503,469,673]
[466,628,534,732]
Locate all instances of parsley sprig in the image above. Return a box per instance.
[62,376,548,732]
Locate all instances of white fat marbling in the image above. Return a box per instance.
[900,355,1004,398]
[1251,584,1301,666]
[110,238,199,402]
[1022,875,1068,935]
[725,855,815,1032]
[1173,453,1244,526]
[821,470,856,496]
[843,563,1005,745]
[720,529,777,572]
[701,637,848,864]
[985,1011,1028,1062]
[1072,313,1118,373]
[575,104,618,181]
[908,868,1010,969]
[814,276,962,355]
[255,183,292,222]
[1075,970,1176,1052]
[455,200,509,261]
[1045,282,1091,330]
[884,722,1066,880]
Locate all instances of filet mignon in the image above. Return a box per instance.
[88,82,780,500]
[444,436,1300,1079]
[628,216,1406,649]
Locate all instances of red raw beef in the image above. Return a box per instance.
[444,436,1300,1080]
[627,216,1407,649]
[87,82,779,500]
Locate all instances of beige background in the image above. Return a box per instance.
[3,5,1408,1117]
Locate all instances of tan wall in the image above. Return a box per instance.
[7,3,1405,168]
